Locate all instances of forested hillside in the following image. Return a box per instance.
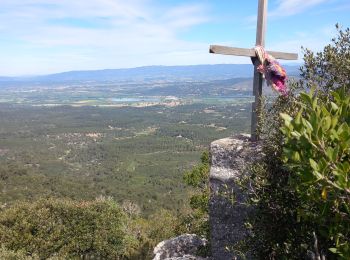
[0,102,250,214]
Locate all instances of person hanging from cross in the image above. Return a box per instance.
[209,0,298,141]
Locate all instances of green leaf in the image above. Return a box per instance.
[295,109,303,125]
[292,151,301,162]
[300,92,312,106]
[332,91,341,103]
[309,158,319,171]
[280,113,293,123]
[333,146,339,162]
[329,248,339,254]
[331,116,339,128]
[339,123,350,140]
[310,113,318,130]
[326,147,335,161]
[291,131,301,138]
[313,171,324,180]
[331,129,339,140]
[337,123,348,136]
[321,106,330,116]
[331,102,339,111]
[312,97,318,110]
[323,116,332,131]
[341,162,350,173]
[302,118,314,132]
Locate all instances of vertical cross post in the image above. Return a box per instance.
[209,0,297,141]
[251,0,267,141]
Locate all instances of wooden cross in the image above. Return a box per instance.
[209,0,298,141]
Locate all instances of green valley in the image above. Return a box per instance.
[0,100,251,215]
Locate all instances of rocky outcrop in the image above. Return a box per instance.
[153,135,262,260]
[153,234,208,260]
[209,135,262,260]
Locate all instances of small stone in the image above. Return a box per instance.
[153,234,207,260]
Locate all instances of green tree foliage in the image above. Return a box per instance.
[184,152,210,213]
[301,24,350,95]
[180,151,210,238]
[0,101,250,216]
[164,151,212,258]
[125,209,180,260]
[281,87,350,258]
[0,197,129,259]
[0,246,39,260]
[248,25,350,259]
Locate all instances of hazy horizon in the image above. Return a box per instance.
[1,62,304,78]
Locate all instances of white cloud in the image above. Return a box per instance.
[1,0,341,76]
[270,0,328,17]
[162,4,209,30]
[0,0,219,75]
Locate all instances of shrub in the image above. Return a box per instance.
[180,151,210,238]
[125,209,180,260]
[0,197,129,259]
[281,87,350,258]
[248,25,350,259]
[0,246,39,260]
[248,93,308,259]
[301,24,350,95]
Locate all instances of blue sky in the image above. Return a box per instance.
[1,0,349,76]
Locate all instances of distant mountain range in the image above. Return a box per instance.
[0,64,301,83]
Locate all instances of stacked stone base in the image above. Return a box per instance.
[153,135,262,260]
[209,135,261,259]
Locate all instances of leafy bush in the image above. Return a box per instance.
[121,152,211,259]
[125,209,180,260]
[301,24,350,95]
[0,246,39,260]
[281,87,350,258]
[248,25,350,259]
[249,92,307,259]
[180,151,210,238]
[0,197,129,259]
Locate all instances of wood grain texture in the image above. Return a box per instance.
[209,45,298,60]
[256,0,267,46]
[251,58,264,141]
[251,0,267,140]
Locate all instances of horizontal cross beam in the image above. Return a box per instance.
[210,45,298,60]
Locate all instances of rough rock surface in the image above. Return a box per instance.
[153,234,208,260]
[209,135,262,260]
[164,255,208,260]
